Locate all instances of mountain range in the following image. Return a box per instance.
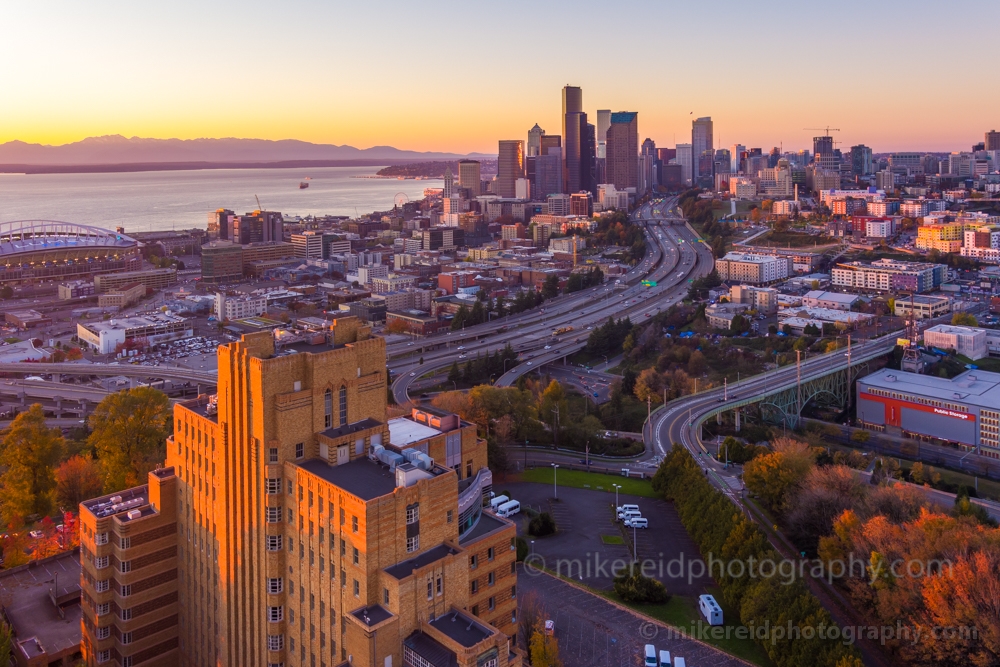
[0,135,491,167]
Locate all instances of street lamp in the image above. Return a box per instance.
[551,463,560,500]
[613,483,622,509]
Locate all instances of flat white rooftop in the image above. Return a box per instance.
[388,417,441,447]
[859,368,1000,409]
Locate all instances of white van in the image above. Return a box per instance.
[496,500,520,518]
[699,594,723,626]
[673,658,685,667]
[644,644,657,667]
[616,504,639,518]
[620,509,641,523]
[658,650,671,666]
[625,517,648,529]
[490,495,509,510]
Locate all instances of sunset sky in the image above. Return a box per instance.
[3,0,997,154]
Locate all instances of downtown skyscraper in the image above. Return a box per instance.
[692,116,714,183]
[561,85,588,194]
[497,140,524,198]
[606,112,638,189]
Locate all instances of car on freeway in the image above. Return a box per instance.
[457,346,465,350]
[544,345,551,350]
[410,372,416,377]
[526,361,533,366]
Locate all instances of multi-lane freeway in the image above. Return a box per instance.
[388,196,715,401]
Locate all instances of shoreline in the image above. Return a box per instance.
[0,158,438,176]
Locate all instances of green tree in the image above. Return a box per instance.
[613,562,670,604]
[0,285,12,300]
[0,619,13,666]
[541,274,560,300]
[951,311,978,327]
[0,404,64,523]
[447,361,461,386]
[88,387,171,492]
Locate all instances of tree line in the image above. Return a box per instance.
[653,444,864,667]
[739,435,1000,666]
[0,387,171,568]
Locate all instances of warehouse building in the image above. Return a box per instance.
[923,324,1000,360]
[857,368,1000,458]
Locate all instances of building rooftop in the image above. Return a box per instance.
[320,417,382,440]
[295,457,397,501]
[859,368,1000,410]
[388,417,441,447]
[349,604,394,628]
[403,631,458,667]
[384,544,459,580]
[925,324,993,337]
[0,550,82,664]
[428,609,494,648]
[81,484,149,519]
[459,512,510,546]
[81,313,187,333]
[803,290,860,304]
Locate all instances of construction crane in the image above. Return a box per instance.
[803,126,841,136]
[255,194,263,211]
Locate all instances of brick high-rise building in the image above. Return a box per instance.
[79,320,521,667]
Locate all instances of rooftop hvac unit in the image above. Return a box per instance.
[127,509,141,520]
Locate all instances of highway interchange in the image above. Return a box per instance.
[386,196,715,401]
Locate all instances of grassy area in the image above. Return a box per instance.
[896,459,1000,502]
[3,337,20,344]
[754,231,839,249]
[518,468,658,498]
[600,534,624,545]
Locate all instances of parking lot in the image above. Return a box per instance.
[503,482,713,595]
[520,570,749,667]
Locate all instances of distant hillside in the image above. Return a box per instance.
[0,135,493,169]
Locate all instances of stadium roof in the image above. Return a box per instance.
[0,220,137,258]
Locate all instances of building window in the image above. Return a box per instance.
[121,632,133,645]
[95,579,109,593]
[488,597,495,611]
[488,547,495,561]
[447,510,453,523]
[269,448,279,463]
[96,626,110,640]
[296,443,304,459]
[119,536,130,550]
[96,602,110,616]
[470,555,478,569]
[119,584,132,597]
[324,389,333,428]
[268,606,284,622]
[97,650,111,663]
[436,576,442,596]
[472,605,479,617]
[488,571,495,586]
[122,657,133,667]
[268,635,284,651]
[95,555,109,569]
[352,547,359,565]
[266,506,282,523]
[265,478,281,494]
[406,535,419,553]
[287,479,293,495]
[268,578,283,594]
[351,516,358,533]
[339,386,347,425]
[511,584,517,599]
[95,531,108,545]
[427,580,433,600]
[406,503,419,524]
[383,588,390,605]
[353,580,359,597]
[471,580,478,594]
[266,535,283,552]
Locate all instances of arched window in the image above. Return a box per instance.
[339,386,348,426]
[324,389,332,428]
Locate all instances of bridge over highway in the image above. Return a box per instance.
[0,362,217,385]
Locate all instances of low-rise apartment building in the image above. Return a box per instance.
[715,253,790,284]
